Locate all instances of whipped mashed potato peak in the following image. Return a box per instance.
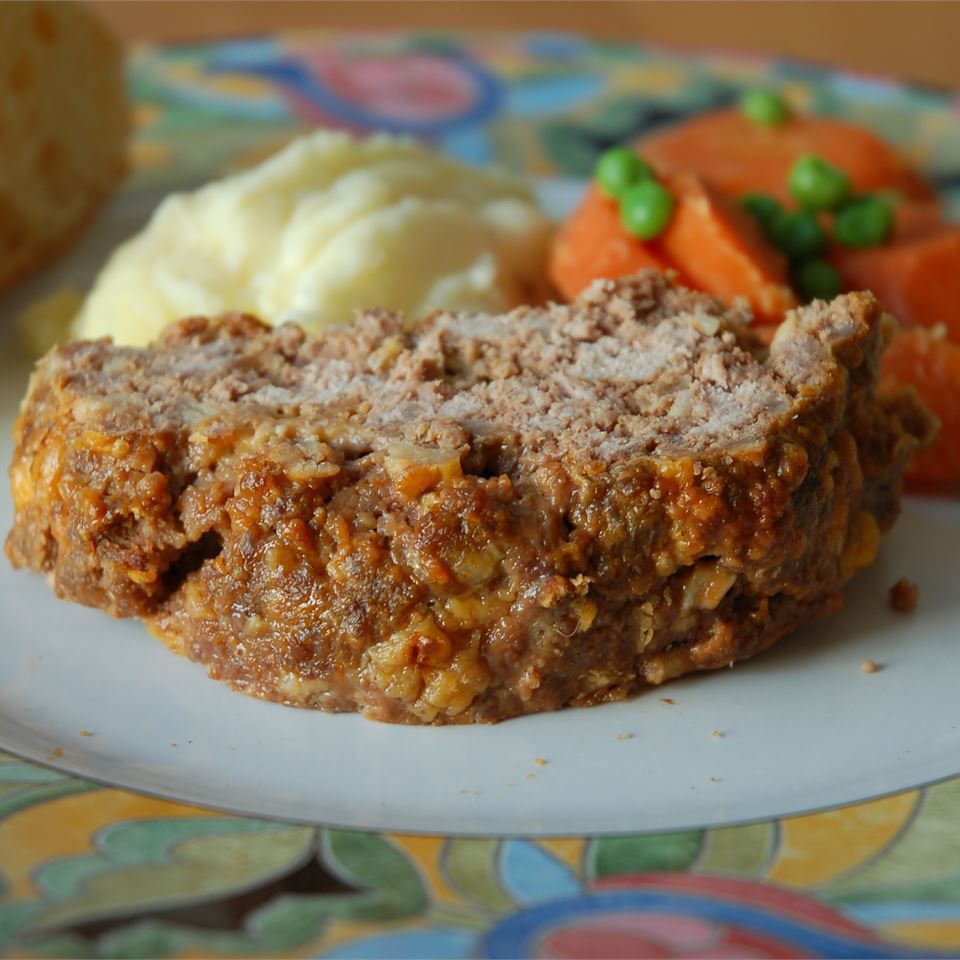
[72,132,553,345]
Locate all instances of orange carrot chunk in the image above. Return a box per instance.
[881,327,960,491]
[637,109,935,205]
[657,173,798,322]
[549,185,671,300]
[831,207,960,341]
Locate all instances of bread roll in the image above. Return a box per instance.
[0,2,128,290]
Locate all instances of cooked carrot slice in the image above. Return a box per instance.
[831,206,960,340]
[549,177,796,322]
[883,201,946,240]
[656,173,798,322]
[548,185,671,300]
[881,327,960,491]
[636,109,935,204]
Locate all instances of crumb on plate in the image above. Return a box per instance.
[889,577,919,613]
[860,658,881,674]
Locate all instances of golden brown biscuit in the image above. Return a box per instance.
[0,2,128,290]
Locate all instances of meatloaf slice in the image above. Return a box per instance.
[6,272,934,723]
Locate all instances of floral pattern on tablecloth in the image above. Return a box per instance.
[124,31,960,222]
[3,753,960,957]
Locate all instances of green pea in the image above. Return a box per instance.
[769,209,826,260]
[794,259,843,302]
[740,193,783,232]
[833,195,894,248]
[619,180,675,240]
[595,147,654,198]
[788,154,851,211]
[740,88,790,127]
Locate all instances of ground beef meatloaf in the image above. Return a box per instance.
[6,272,934,723]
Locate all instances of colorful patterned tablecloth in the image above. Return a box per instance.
[4,32,960,960]
[5,753,960,958]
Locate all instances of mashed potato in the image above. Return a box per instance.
[71,132,553,345]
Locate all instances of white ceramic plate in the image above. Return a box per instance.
[1,187,959,837]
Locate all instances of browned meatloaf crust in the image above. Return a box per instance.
[6,272,934,723]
